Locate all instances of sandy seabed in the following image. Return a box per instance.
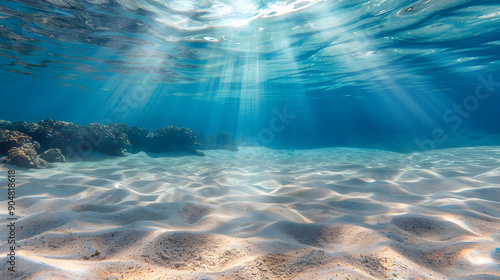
[1,146,499,280]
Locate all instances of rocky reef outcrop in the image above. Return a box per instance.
[83,123,131,157]
[1,119,238,168]
[148,126,202,154]
[1,128,55,169]
[0,120,86,154]
[33,119,85,152]
[0,129,33,154]
[0,120,131,159]
[39,148,66,163]
[7,143,53,169]
[106,123,151,154]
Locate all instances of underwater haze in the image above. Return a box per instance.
[1,0,500,150]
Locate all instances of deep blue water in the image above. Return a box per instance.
[1,0,500,151]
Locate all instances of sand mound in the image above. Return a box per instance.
[143,232,246,272]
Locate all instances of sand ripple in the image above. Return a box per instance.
[1,147,499,279]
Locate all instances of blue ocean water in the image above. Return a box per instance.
[1,0,500,150]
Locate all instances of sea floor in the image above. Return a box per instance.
[1,146,500,279]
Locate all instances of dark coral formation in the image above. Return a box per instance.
[31,119,85,153]
[107,123,151,153]
[0,119,131,158]
[39,148,66,163]
[0,120,40,135]
[7,143,36,168]
[148,126,201,153]
[1,128,54,169]
[0,129,33,154]
[7,143,53,169]
[0,119,237,168]
[83,123,131,157]
[108,124,205,155]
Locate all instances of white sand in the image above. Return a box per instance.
[1,147,499,279]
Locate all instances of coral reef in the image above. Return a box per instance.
[7,143,53,169]
[83,123,131,157]
[0,129,33,154]
[39,148,66,163]
[1,127,55,168]
[0,119,240,168]
[32,119,85,153]
[1,120,132,157]
[0,120,10,129]
[148,126,202,155]
[107,123,151,154]
[103,123,203,155]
